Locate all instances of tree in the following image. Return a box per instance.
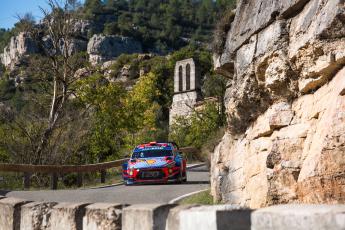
[83,0,103,18]
[78,74,127,161]
[169,101,222,149]
[26,0,89,163]
[124,72,162,147]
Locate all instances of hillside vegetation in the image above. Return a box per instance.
[0,0,236,53]
[0,0,234,175]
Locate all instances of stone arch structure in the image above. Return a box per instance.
[170,58,202,126]
[186,64,191,90]
[173,58,200,93]
[179,65,183,92]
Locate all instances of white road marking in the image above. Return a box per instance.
[169,188,209,204]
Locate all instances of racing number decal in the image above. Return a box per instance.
[146,159,156,165]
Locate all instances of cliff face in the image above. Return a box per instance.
[212,0,345,208]
[87,34,143,65]
[0,32,39,70]
[0,20,143,70]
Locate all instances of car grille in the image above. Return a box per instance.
[138,170,164,180]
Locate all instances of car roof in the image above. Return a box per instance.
[133,142,176,153]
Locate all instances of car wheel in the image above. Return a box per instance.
[176,170,183,184]
[183,172,187,182]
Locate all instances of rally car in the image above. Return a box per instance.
[122,142,187,185]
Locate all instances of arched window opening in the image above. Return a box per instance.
[178,66,183,92]
[186,64,191,90]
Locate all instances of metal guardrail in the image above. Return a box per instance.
[0,159,128,174]
[0,147,198,190]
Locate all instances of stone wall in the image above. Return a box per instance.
[0,196,344,230]
[211,0,345,208]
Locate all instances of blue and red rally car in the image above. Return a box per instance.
[122,142,187,185]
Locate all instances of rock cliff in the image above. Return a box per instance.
[0,19,142,69]
[212,0,345,208]
[87,34,142,65]
[0,32,39,70]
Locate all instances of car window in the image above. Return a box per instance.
[132,149,173,158]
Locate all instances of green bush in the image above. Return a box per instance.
[169,101,224,161]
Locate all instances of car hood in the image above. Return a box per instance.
[129,157,173,169]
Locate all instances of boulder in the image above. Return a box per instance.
[71,20,97,39]
[87,34,142,65]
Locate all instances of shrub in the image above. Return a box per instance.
[169,101,224,162]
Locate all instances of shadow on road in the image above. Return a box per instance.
[183,181,209,185]
[188,168,209,172]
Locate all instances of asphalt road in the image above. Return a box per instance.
[3,165,209,204]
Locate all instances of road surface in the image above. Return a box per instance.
[2,165,209,204]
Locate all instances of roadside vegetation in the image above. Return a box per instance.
[178,189,216,205]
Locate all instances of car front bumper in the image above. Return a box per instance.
[123,166,182,184]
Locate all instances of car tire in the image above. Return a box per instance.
[176,170,183,184]
[183,173,187,182]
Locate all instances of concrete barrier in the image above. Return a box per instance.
[179,205,252,230]
[166,205,199,230]
[20,201,57,230]
[83,203,127,230]
[0,196,344,230]
[50,202,89,230]
[122,204,177,230]
[0,197,31,230]
[251,204,345,230]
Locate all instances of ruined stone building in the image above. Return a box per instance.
[169,58,202,126]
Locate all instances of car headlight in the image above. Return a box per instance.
[129,168,134,176]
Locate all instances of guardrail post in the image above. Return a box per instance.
[23,172,31,190]
[77,173,83,187]
[51,173,58,190]
[100,170,106,183]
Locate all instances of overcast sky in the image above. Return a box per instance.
[0,0,85,29]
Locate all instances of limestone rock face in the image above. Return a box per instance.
[0,32,38,70]
[71,20,96,39]
[87,34,142,65]
[211,0,345,208]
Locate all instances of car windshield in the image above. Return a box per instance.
[132,149,173,159]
